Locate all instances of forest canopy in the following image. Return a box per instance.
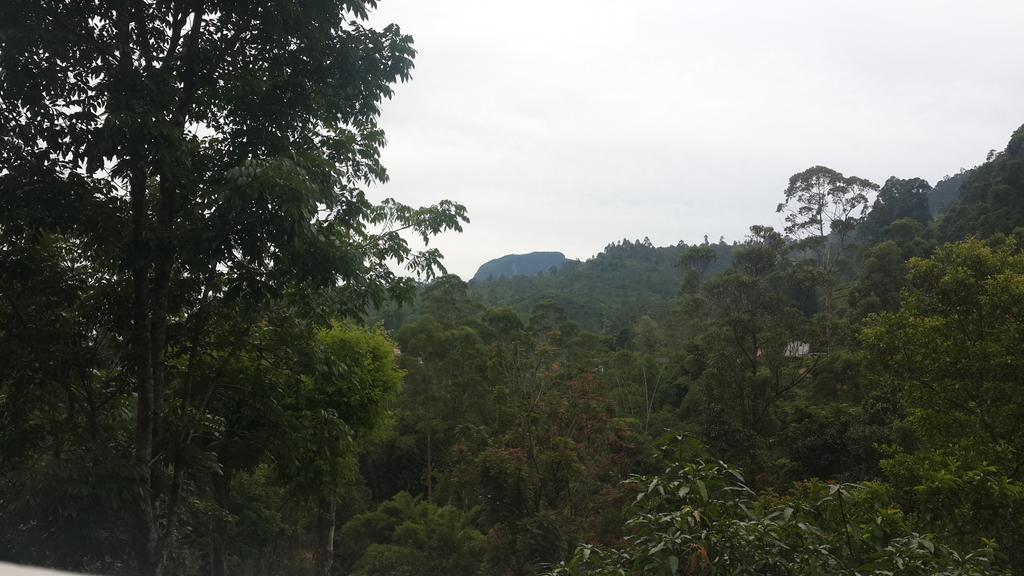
[2,2,1024,576]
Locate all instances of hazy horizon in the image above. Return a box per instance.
[368,0,1024,279]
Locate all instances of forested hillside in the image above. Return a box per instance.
[361,126,1024,575]
[2,2,1024,576]
[467,239,733,333]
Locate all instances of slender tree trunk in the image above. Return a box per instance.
[642,366,650,433]
[211,469,232,576]
[115,2,163,572]
[129,160,160,576]
[149,167,178,507]
[823,260,835,354]
[426,427,433,502]
[313,496,337,576]
[823,237,835,353]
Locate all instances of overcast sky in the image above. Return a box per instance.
[367,0,1024,280]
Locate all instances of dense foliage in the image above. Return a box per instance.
[371,124,1024,575]
[0,2,463,575]
[2,2,1024,575]
[551,447,1007,576]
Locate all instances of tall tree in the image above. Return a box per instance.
[0,3,465,574]
[777,166,878,267]
[777,166,877,348]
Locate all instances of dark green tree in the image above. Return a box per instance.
[692,226,815,465]
[863,239,1024,568]
[0,2,465,574]
[858,177,932,244]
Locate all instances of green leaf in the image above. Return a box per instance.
[696,479,708,501]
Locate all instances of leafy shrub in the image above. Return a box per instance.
[548,449,1008,576]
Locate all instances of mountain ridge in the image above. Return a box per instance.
[471,251,571,282]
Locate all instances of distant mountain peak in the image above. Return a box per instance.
[471,251,569,282]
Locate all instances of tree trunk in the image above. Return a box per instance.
[211,470,232,576]
[129,160,161,576]
[149,174,177,509]
[823,239,836,354]
[426,427,433,502]
[115,2,163,572]
[313,496,336,576]
[117,2,202,573]
[824,272,835,354]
